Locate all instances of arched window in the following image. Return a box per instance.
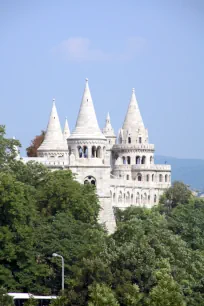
[84,176,96,186]
[122,156,126,164]
[78,146,83,158]
[165,174,168,182]
[146,174,149,182]
[159,174,163,182]
[141,156,146,164]
[92,146,96,158]
[136,156,140,164]
[152,174,154,181]
[127,175,129,180]
[150,156,153,164]
[128,137,131,144]
[96,146,101,158]
[127,156,131,164]
[139,137,142,144]
[138,173,142,181]
[131,194,133,204]
[113,193,116,202]
[154,194,157,203]
[83,146,88,158]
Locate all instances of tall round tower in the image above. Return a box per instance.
[112,88,155,181]
[67,79,116,233]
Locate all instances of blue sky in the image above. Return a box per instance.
[0,0,204,158]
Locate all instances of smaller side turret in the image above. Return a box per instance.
[37,99,68,159]
[63,117,70,142]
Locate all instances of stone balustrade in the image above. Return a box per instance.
[112,143,155,151]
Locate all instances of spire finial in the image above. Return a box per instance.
[132,88,135,93]
[52,98,55,104]
[85,78,88,82]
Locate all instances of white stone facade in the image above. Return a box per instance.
[22,79,171,233]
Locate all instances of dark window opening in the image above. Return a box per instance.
[127,156,131,164]
[128,137,131,144]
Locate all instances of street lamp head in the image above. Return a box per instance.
[52,253,58,257]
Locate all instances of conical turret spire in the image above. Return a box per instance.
[63,117,70,140]
[69,79,106,139]
[38,99,67,151]
[103,112,115,137]
[123,88,145,131]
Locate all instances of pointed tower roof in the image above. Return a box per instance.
[123,88,145,131]
[69,79,106,140]
[103,112,116,137]
[38,99,67,151]
[63,117,70,140]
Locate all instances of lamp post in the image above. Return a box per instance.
[52,253,64,291]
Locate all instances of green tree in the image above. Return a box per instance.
[0,287,14,306]
[167,198,204,250]
[0,172,50,292]
[0,125,20,171]
[159,181,192,213]
[148,271,186,306]
[88,283,119,306]
[37,170,100,223]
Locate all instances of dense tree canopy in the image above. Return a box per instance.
[1,125,204,305]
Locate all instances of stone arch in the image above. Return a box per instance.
[96,146,102,158]
[159,174,163,182]
[128,136,131,144]
[103,146,106,156]
[165,174,168,182]
[150,156,153,164]
[136,156,140,164]
[137,173,142,181]
[118,191,122,203]
[84,176,96,186]
[78,146,83,158]
[146,174,149,182]
[110,190,112,201]
[143,193,147,205]
[136,192,140,204]
[139,137,142,143]
[92,146,97,158]
[126,191,130,204]
[141,156,146,164]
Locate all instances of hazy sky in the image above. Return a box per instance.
[0,0,204,158]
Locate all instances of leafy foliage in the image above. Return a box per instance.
[1,126,204,305]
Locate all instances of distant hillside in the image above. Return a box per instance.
[155,155,204,192]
